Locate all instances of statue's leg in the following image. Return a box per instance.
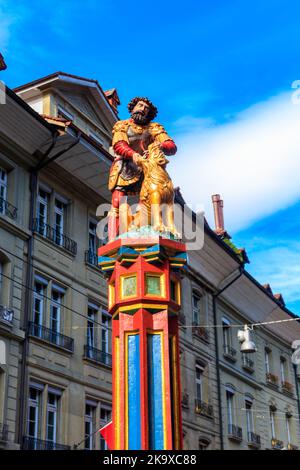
[150,191,163,232]
[108,190,124,241]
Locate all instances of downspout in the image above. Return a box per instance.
[18,132,80,446]
[212,265,244,450]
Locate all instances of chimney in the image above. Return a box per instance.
[212,194,225,236]
[104,88,120,115]
[0,53,7,71]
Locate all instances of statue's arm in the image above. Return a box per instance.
[150,123,177,156]
[112,120,135,159]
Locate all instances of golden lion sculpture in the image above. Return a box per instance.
[128,142,178,236]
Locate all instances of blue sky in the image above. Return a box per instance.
[1,0,300,314]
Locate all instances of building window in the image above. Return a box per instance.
[280,357,287,383]
[87,303,97,349]
[245,397,254,435]
[265,348,271,374]
[27,386,42,443]
[46,392,59,444]
[222,317,232,351]
[101,311,110,355]
[195,365,203,402]
[226,387,236,427]
[88,220,98,255]
[50,287,63,341]
[100,405,111,450]
[33,280,46,336]
[192,293,201,325]
[84,402,96,450]
[37,189,49,235]
[0,167,7,213]
[270,408,276,439]
[54,199,65,246]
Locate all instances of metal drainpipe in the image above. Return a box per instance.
[18,132,80,446]
[212,266,244,450]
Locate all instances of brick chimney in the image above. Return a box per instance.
[212,194,226,236]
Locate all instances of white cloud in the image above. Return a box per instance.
[170,92,300,232]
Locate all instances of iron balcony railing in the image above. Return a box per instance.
[0,423,8,442]
[242,354,254,371]
[0,305,13,325]
[85,250,99,268]
[32,219,77,255]
[84,344,112,367]
[22,436,70,450]
[228,424,243,441]
[195,400,213,418]
[0,197,18,220]
[28,322,74,353]
[247,431,261,447]
[223,344,237,360]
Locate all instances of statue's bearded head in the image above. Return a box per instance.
[128,97,158,125]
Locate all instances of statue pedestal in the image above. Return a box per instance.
[98,235,187,450]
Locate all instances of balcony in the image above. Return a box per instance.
[192,324,209,343]
[223,344,237,362]
[287,443,298,450]
[0,423,8,442]
[28,322,74,353]
[85,249,99,268]
[242,354,255,373]
[0,196,18,220]
[22,436,70,450]
[195,399,213,418]
[32,219,77,255]
[247,431,261,448]
[228,424,243,442]
[271,438,284,450]
[266,372,279,387]
[84,344,112,367]
[0,305,13,326]
[282,380,293,395]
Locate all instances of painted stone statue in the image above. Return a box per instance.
[108,97,177,239]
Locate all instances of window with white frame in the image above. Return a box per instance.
[100,405,112,450]
[0,168,7,214]
[192,293,201,325]
[87,303,98,350]
[226,386,236,428]
[195,364,203,402]
[245,397,254,435]
[88,220,98,255]
[270,408,276,439]
[265,348,271,375]
[27,385,43,444]
[280,357,287,383]
[84,401,97,450]
[101,310,110,357]
[50,286,65,343]
[37,189,49,235]
[33,278,47,336]
[54,199,65,245]
[46,391,60,444]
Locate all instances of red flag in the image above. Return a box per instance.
[99,420,114,450]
